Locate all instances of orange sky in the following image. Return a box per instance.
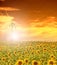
[0,15,57,41]
[0,0,57,41]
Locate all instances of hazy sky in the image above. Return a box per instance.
[0,0,57,41]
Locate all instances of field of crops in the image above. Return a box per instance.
[0,41,57,65]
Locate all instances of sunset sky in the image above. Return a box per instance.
[0,0,57,41]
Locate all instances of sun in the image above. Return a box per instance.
[10,32,18,41]
[8,31,19,41]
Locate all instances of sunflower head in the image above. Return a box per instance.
[48,59,56,65]
[24,58,29,63]
[15,60,23,65]
[50,54,56,60]
[32,60,40,65]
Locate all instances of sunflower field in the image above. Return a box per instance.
[0,41,57,65]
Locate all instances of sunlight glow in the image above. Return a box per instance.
[8,31,19,41]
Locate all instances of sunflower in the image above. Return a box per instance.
[48,59,56,65]
[43,48,47,52]
[50,54,56,60]
[36,50,40,54]
[1,57,6,61]
[24,58,29,65]
[50,44,55,48]
[32,60,40,65]
[15,60,23,65]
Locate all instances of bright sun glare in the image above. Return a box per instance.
[0,16,26,41]
[10,32,18,41]
[8,31,19,41]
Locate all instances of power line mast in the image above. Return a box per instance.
[0,7,19,31]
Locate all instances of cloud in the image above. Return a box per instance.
[0,7,19,11]
[23,16,57,41]
[25,26,57,41]
[0,16,14,22]
[0,0,5,1]
[0,16,57,41]
[29,16,57,28]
